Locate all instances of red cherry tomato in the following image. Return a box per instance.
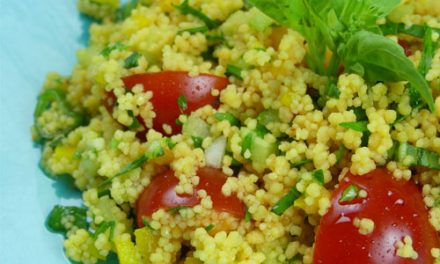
[398,39,412,57]
[136,167,245,227]
[314,168,439,264]
[120,71,228,135]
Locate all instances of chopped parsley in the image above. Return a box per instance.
[290,159,312,169]
[312,169,324,185]
[167,206,190,215]
[177,26,209,35]
[214,112,241,126]
[175,0,221,29]
[191,136,203,148]
[204,224,215,232]
[177,95,188,111]
[271,187,301,216]
[225,64,243,80]
[124,52,141,69]
[245,207,252,222]
[339,184,360,203]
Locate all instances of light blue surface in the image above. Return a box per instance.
[0,1,89,263]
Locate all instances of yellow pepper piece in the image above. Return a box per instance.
[115,234,142,264]
[53,145,76,161]
[134,227,157,264]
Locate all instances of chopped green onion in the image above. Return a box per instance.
[142,217,156,230]
[245,207,252,222]
[97,189,111,198]
[290,159,312,168]
[191,136,203,148]
[393,142,440,170]
[339,121,369,132]
[225,64,243,80]
[177,26,209,35]
[312,169,324,185]
[204,224,215,232]
[241,133,253,156]
[167,206,190,215]
[339,184,360,203]
[206,34,225,42]
[127,111,141,129]
[325,82,340,99]
[177,95,188,110]
[335,145,346,164]
[214,112,241,126]
[101,42,126,57]
[174,0,221,29]
[287,254,302,263]
[124,52,141,69]
[47,205,88,235]
[271,187,301,216]
[92,221,116,240]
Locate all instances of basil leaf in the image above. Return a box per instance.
[339,30,434,111]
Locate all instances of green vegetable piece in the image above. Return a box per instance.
[339,184,360,203]
[312,169,324,185]
[177,26,209,35]
[434,198,440,207]
[394,142,440,170]
[214,112,241,126]
[335,145,346,164]
[250,136,277,165]
[163,137,176,149]
[349,106,367,121]
[271,186,301,216]
[114,0,138,22]
[93,221,116,240]
[101,42,126,57]
[287,254,302,263]
[245,207,252,222]
[380,21,440,38]
[339,121,369,132]
[340,30,434,111]
[257,110,279,126]
[182,116,210,139]
[254,124,269,138]
[124,52,141,69]
[191,136,203,148]
[177,95,188,110]
[175,0,220,29]
[291,159,312,168]
[127,110,142,130]
[167,206,190,215]
[204,224,215,232]
[419,26,435,78]
[241,133,253,156]
[249,7,274,32]
[225,64,243,80]
[205,34,225,42]
[47,205,88,234]
[142,217,156,230]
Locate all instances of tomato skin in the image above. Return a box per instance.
[314,168,439,264]
[122,71,228,135]
[398,39,412,57]
[136,167,245,227]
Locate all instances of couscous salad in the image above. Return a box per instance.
[32,0,440,263]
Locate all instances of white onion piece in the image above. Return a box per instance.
[204,136,227,169]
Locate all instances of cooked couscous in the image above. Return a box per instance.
[33,0,440,263]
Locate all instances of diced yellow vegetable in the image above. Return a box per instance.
[115,234,142,264]
[184,257,203,264]
[134,227,157,264]
[53,145,76,161]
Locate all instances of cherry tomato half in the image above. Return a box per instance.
[314,168,439,264]
[136,167,245,227]
[120,71,228,135]
[398,39,413,57]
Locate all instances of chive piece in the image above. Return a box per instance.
[174,0,221,29]
[191,136,203,148]
[394,142,440,170]
[204,224,215,232]
[241,133,254,156]
[127,111,141,129]
[257,110,279,126]
[214,112,241,126]
[339,184,360,203]
[167,206,190,215]
[92,221,116,240]
[312,169,324,185]
[245,207,252,222]
[206,34,225,42]
[349,107,368,121]
[98,140,164,187]
[101,42,126,57]
[47,205,88,235]
[225,64,243,80]
[97,189,111,198]
[124,52,141,69]
[380,21,440,39]
[271,187,301,216]
[142,217,156,230]
[291,159,312,168]
[335,145,346,164]
[177,95,188,110]
[339,121,369,132]
[177,26,209,35]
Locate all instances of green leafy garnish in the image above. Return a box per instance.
[175,0,220,29]
[241,133,253,156]
[380,21,440,38]
[214,112,241,126]
[204,224,215,232]
[339,121,368,132]
[191,136,203,148]
[245,207,252,222]
[335,145,346,164]
[124,52,141,69]
[225,64,243,80]
[47,205,88,235]
[271,186,301,216]
[339,184,360,203]
[101,42,126,57]
[177,26,209,35]
[287,254,302,263]
[257,110,279,126]
[392,142,440,170]
[312,169,324,185]
[177,95,188,110]
[290,159,312,168]
[92,221,116,240]
[167,206,190,215]
[142,217,156,230]
[127,110,142,130]
[114,0,139,22]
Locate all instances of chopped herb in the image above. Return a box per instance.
[271,187,301,216]
[434,198,440,207]
[254,124,269,138]
[380,21,440,39]
[291,159,312,168]
[325,82,340,99]
[175,0,220,29]
[177,26,209,35]
[97,189,111,198]
[167,206,190,215]
[127,111,141,129]
[142,217,156,230]
[124,52,141,69]
[177,95,188,110]
[339,184,360,203]
[47,205,88,235]
[114,0,138,22]
[287,254,302,263]
[241,133,253,156]
[349,107,368,121]
[191,136,203,148]
[245,207,252,222]
[204,224,215,232]
[101,42,126,57]
[312,169,324,185]
[92,221,116,240]
[335,145,346,164]
[214,112,241,126]
[206,34,225,42]
[361,130,371,147]
[393,142,440,170]
[339,121,369,132]
[163,137,176,149]
[225,64,243,80]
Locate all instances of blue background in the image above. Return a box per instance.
[0,1,89,263]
